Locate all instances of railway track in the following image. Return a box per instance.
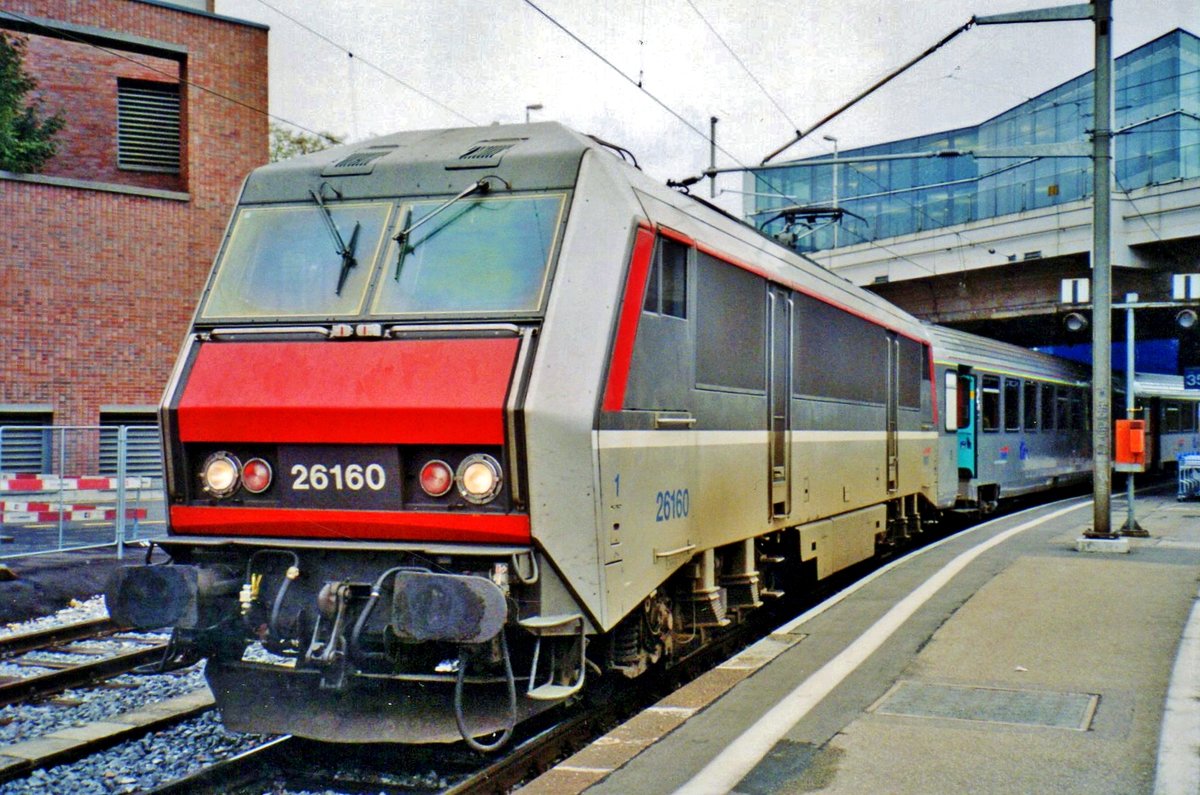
[0,619,169,707]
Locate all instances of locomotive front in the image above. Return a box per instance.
[106,126,591,746]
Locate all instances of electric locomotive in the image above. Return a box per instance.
[108,122,942,747]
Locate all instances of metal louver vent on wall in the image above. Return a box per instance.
[99,417,163,479]
[117,80,181,173]
[0,416,52,473]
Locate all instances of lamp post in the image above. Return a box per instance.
[525,103,543,123]
[1121,293,1146,536]
[822,134,839,249]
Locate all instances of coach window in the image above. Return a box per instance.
[1183,403,1197,433]
[1024,380,1039,432]
[1165,403,1181,433]
[944,371,958,431]
[644,236,688,319]
[1056,387,1071,430]
[1004,377,1021,431]
[981,375,1000,432]
[1070,388,1086,430]
[1041,383,1055,430]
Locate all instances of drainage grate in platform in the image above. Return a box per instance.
[874,681,1098,730]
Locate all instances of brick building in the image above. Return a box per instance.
[0,0,267,473]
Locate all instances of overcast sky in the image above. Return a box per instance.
[214,0,1195,213]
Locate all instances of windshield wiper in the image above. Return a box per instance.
[309,188,361,296]
[393,175,511,280]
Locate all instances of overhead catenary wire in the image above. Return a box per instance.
[248,0,478,127]
[682,0,803,134]
[521,0,755,172]
[761,17,978,164]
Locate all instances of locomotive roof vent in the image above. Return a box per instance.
[321,145,398,177]
[447,138,524,170]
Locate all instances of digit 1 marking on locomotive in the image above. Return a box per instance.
[614,474,620,497]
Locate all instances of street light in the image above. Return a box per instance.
[822,135,839,249]
[525,103,543,123]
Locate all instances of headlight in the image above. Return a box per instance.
[456,454,502,504]
[201,452,241,498]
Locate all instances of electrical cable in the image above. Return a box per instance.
[248,0,478,126]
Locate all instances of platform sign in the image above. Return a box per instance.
[1186,367,1200,391]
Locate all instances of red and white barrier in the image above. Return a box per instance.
[1,506,148,524]
[0,474,154,492]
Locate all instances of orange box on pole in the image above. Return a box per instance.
[1115,419,1146,472]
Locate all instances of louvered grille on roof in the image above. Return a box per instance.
[117,80,181,173]
[459,143,514,161]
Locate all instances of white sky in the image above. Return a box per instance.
[215,0,1196,213]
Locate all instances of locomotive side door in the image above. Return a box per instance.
[768,285,792,517]
[957,372,977,478]
[885,333,900,493]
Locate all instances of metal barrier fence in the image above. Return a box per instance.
[0,425,165,560]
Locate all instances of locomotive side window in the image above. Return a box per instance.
[1024,380,1039,432]
[695,252,764,391]
[1183,403,1197,433]
[201,202,393,320]
[644,236,689,319]
[898,337,924,408]
[793,292,887,404]
[373,194,565,315]
[981,375,1000,432]
[1004,378,1021,431]
[1042,383,1056,430]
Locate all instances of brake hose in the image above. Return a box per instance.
[454,630,517,753]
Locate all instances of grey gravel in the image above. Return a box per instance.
[0,710,266,794]
[0,664,207,745]
[0,596,109,637]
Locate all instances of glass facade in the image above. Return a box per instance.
[749,29,1200,252]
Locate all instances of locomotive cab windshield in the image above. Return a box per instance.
[199,190,567,322]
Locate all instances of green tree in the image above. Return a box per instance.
[269,123,343,162]
[0,32,64,173]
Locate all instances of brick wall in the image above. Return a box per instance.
[0,0,268,430]
[24,35,183,191]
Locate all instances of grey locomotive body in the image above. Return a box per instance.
[107,122,1091,747]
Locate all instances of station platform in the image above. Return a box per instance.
[521,488,1200,794]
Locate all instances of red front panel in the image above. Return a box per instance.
[172,337,528,544]
[177,338,519,445]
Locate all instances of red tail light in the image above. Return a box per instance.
[419,460,454,497]
[242,458,273,494]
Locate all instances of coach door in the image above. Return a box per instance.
[885,334,900,493]
[768,286,792,516]
[957,372,977,478]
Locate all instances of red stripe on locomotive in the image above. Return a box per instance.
[177,338,519,445]
[170,506,530,544]
[602,225,656,411]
